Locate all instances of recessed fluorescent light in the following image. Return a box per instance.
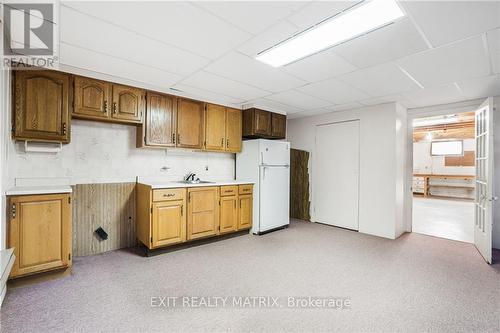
[413,115,459,128]
[255,0,405,67]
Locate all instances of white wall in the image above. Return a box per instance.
[0,64,10,250]
[7,119,235,187]
[287,103,406,239]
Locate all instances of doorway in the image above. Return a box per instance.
[411,112,475,243]
[313,120,360,230]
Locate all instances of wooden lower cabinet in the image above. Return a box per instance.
[220,195,238,234]
[238,194,253,230]
[8,193,72,279]
[136,184,253,250]
[187,187,220,240]
[152,200,186,247]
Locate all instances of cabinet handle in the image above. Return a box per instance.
[172,133,176,144]
[113,102,117,114]
[163,193,175,197]
[181,205,183,216]
[221,138,224,147]
[11,203,16,219]
[104,100,108,112]
[177,133,180,144]
[226,139,229,148]
[62,123,67,135]
[234,200,236,209]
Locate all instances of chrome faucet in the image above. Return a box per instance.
[184,172,197,182]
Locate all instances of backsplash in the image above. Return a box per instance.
[7,119,235,186]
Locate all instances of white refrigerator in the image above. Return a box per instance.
[236,139,290,234]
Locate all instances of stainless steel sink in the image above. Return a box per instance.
[176,180,214,184]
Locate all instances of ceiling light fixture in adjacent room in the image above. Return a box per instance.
[255,0,405,67]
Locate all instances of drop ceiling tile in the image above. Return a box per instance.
[181,71,270,101]
[265,90,332,110]
[487,29,500,74]
[60,43,183,88]
[243,99,304,115]
[287,108,333,119]
[195,1,306,34]
[282,49,357,82]
[359,94,405,106]
[286,1,355,29]
[397,36,491,86]
[457,75,500,99]
[333,18,429,69]
[402,0,500,47]
[339,63,421,96]
[402,84,465,108]
[62,2,250,59]
[172,84,244,106]
[324,102,363,112]
[60,6,209,76]
[296,77,369,104]
[204,52,306,93]
[238,21,299,57]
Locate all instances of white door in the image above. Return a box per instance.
[260,140,290,166]
[259,165,290,232]
[313,120,360,230]
[474,98,495,263]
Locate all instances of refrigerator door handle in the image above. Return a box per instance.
[262,166,266,180]
[261,152,264,165]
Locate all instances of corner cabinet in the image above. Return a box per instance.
[13,70,72,143]
[8,193,72,279]
[243,108,286,140]
[205,103,242,153]
[73,76,145,125]
[136,184,253,251]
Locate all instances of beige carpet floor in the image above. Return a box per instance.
[1,220,499,333]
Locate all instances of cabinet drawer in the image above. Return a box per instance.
[220,186,238,196]
[239,184,253,195]
[153,188,185,202]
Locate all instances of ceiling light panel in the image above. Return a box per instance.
[256,0,405,67]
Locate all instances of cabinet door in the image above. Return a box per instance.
[152,200,186,248]
[14,70,71,143]
[176,98,204,149]
[111,84,145,123]
[238,194,253,230]
[220,196,238,234]
[205,104,226,151]
[8,194,72,278]
[143,92,176,147]
[225,108,242,152]
[254,109,272,136]
[187,187,219,240]
[74,76,111,120]
[271,113,286,139]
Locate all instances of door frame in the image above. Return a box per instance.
[404,99,486,233]
[312,119,361,229]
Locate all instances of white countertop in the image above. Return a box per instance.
[139,180,254,189]
[6,185,73,196]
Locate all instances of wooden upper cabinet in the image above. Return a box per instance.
[14,70,71,143]
[225,108,242,152]
[138,92,176,147]
[243,108,286,140]
[111,84,145,123]
[271,113,286,139]
[8,193,72,278]
[74,76,111,120]
[176,98,204,149]
[205,103,226,151]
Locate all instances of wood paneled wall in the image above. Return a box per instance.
[290,149,311,221]
[72,183,137,256]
